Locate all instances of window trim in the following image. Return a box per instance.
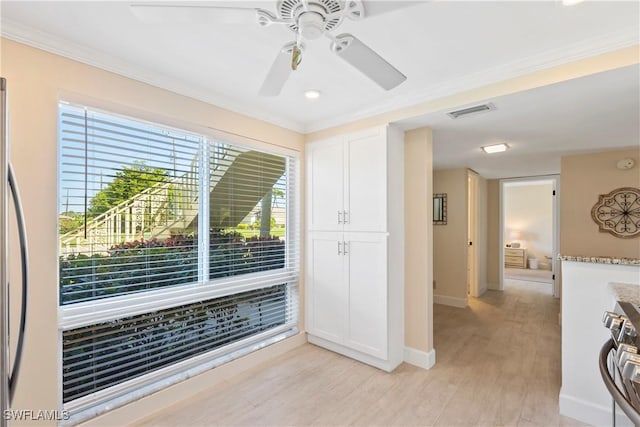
[57,93,301,159]
[59,268,299,330]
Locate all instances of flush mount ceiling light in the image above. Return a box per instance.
[482,143,509,154]
[562,0,585,6]
[304,89,321,99]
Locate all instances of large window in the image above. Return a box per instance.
[58,103,299,422]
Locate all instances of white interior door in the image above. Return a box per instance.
[467,172,479,297]
[552,179,560,298]
[307,139,344,231]
[306,231,346,343]
[345,232,388,359]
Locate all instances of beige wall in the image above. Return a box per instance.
[433,168,468,303]
[561,148,640,259]
[0,38,305,424]
[504,183,554,267]
[404,128,434,353]
[486,179,501,289]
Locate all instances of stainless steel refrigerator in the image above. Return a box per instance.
[1,77,29,427]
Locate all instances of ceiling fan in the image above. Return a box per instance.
[130,0,408,96]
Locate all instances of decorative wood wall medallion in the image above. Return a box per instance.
[591,187,640,238]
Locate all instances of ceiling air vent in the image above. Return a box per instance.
[447,103,496,119]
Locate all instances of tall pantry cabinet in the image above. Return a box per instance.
[305,125,404,372]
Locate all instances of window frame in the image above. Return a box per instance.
[56,101,301,423]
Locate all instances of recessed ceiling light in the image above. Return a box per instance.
[304,90,321,99]
[561,0,584,5]
[482,143,509,154]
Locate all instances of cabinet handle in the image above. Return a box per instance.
[337,241,342,255]
[343,241,349,255]
[337,210,343,224]
[343,210,349,224]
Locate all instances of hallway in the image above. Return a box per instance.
[136,280,585,426]
[432,280,573,425]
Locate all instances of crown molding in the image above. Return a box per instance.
[304,25,640,133]
[0,19,306,134]
[2,18,637,136]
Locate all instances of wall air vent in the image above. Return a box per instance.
[447,103,496,119]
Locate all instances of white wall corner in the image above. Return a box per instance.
[404,347,436,370]
[486,282,500,291]
[479,281,488,295]
[434,295,467,308]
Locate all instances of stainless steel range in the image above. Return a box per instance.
[601,302,640,426]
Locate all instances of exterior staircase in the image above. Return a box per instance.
[59,147,286,255]
[59,156,201,255]
[190,150,286,229]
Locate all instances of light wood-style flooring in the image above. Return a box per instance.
[504,268,553,284]
[137,280,588,426]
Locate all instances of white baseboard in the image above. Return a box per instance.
[307,334,402,372]
[487,282,500,291]
[403,347,436,369]
[559,391,629,426]
[434,294,467,308]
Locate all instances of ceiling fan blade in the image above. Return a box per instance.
[130,3,258,25]
[259,44,296,96]
[324,1,421,21]
[331,34,406,90]
[362,1,424,18]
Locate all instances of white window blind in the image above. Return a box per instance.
[59,105,201,304]
[58,103,299,423]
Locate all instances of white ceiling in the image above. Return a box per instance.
[399,63,640,178]
[1,0,639,178]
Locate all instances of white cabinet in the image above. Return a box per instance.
[307,126,387,233]
[305,125,404,372]
[344,232,388,359]
[307,138,344,232]
[307,232,388,359]
[306,231,346,343]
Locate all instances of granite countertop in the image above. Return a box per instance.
[609,282,640,306]
[559,254,640,265]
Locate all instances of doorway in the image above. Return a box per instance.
[499,176,559,297]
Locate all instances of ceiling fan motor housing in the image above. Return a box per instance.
[277,0,344,36]
[298,10,325,39]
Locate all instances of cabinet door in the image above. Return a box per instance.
[307,139,344,231]
[344,128,387,232]
[306,231,347,343]
[344,232,388,359]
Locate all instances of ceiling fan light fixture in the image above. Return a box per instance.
[304,89,321,99]
[482,143,509,154]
